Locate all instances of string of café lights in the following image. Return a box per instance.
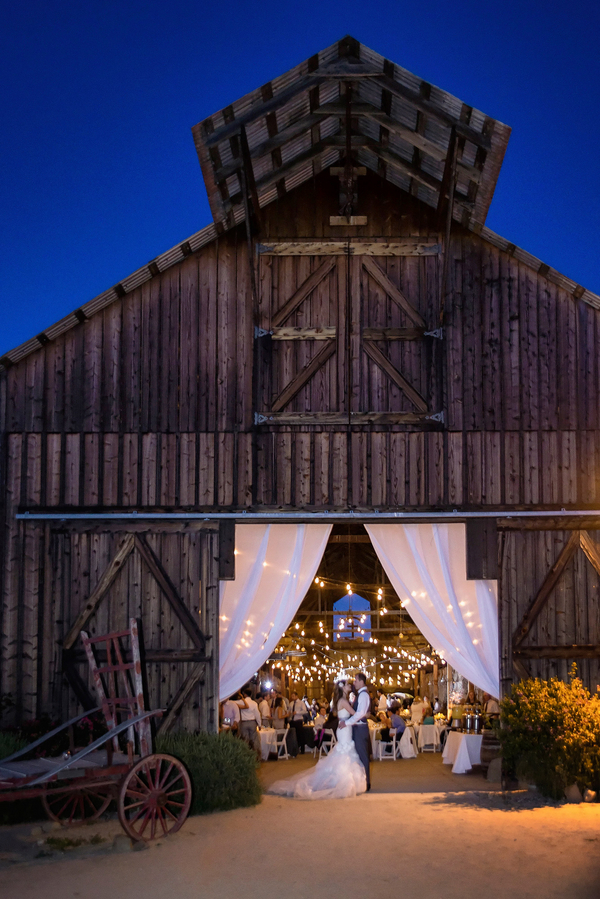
[267,577,447,689]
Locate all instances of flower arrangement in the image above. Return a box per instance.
[434,712,446,722]
[499,665,600,799]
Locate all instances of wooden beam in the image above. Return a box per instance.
[512,531,580,648]
[373,73,493,150]
[362,327,425,340]
[272,327,337,340]
[213,111,326,182]
[271,340,336,412]
[258,240,441,256]
[63,534,135,650]
[513,645,600,660]
[156,663,206,735]
[578,530,600,576]
[255,410,438,425]
[272,258,336,327]
[201,73,327,148]
[219,520,236,581]
[512,658,531,680]
[134,535,205,650]
[466,518,498,580]
[362,257,426,327]
[436,127,458,224]
[362,341,428,412]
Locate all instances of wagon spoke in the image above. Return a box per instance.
[162,773,185,793]
[157,762,174,790]
[157,806,168,835]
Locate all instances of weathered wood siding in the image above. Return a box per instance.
[2,170,600,718]
[501,529,600,694]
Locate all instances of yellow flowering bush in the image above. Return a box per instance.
[499,665,600,799]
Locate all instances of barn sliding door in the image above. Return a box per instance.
[45,523,220,733]
[255,240,443,425]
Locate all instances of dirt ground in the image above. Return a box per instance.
[1,755,599,899]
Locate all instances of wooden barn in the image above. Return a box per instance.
[1,35,600,734]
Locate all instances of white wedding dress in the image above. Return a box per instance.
[267,709,367,800]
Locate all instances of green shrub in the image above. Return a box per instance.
[156,732,262,815]
[0,730,27,760]
[499,665,600,799]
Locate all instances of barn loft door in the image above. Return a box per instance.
[50,524,219,734]
[255,240,443,425]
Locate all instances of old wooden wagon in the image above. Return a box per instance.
[1,35,599,733]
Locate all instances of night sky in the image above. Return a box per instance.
[2,1,599,355]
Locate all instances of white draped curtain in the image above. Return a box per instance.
[219,524,332,700]
[366,523,499,697]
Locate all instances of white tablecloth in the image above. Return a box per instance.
[442,731,483,773]
[259,728,277,761]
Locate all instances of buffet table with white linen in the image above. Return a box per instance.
[259,727,277,760]
[442,731,482,773]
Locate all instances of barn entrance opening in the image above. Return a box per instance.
[256,524,448,705]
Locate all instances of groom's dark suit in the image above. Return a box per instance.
[351,689,371,790]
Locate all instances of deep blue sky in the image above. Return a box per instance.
[2,1,599,355]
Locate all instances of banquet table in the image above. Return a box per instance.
[442,731,483,773]
[259,728,277,761]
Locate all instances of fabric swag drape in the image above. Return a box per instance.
[219,524,332,700]
[366,523,499,697]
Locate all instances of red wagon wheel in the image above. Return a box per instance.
[42,782,113,825]
[117,753,192,842]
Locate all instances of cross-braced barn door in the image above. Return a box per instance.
[46,524,219,733]
[255,242,443,425]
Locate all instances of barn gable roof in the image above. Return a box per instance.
[1,35,599,372]
[193,35,510,235]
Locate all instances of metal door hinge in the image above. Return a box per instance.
[254,326,272,339]
[424,328,444,339]
[425,411,445,423]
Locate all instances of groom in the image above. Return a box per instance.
[338,672,371,792]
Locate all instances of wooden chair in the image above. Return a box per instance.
[275,730,289,760]
[318,729,337,758]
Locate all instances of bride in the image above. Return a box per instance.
[267,681,367,800]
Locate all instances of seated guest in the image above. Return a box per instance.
[377,709,392,743]
[390,704,406,734]
[423,712,435,725]
[314,706,327,729]
[272,696,287,730]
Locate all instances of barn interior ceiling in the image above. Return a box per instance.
[271,525,441,691]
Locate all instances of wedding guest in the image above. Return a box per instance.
[377,708,392,743]
[258,692,271,727]
[272,696,287,730]
[465,689,476,706]
[390,704,406,734]
[288,691,308,754]
[410,695,425,725]
[433,697,442,713]
[377,689,388,713]
[314,706,327,728]
[482,692,500,720]
[235,688,261,755]
[220,695,240,732]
